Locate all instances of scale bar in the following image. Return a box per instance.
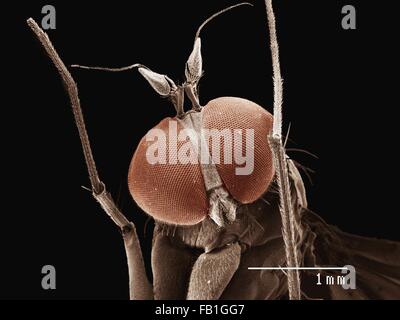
[248,267,348,270]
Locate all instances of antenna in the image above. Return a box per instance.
[195,2,253,39]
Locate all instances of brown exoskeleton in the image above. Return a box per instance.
[27,1,400,300]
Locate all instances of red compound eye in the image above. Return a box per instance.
[128,117,208,226]
[128,97,275,226]
[202,97,275,204]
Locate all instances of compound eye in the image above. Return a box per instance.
[128,118,209,226]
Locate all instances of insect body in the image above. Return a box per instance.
[28,1,400,300]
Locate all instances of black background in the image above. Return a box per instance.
[2,0,399,299]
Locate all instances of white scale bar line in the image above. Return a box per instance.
[248,267,348,270]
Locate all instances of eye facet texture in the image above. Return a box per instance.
[128,97,274,225]
[202,97,274,204]
[128,118,208,225]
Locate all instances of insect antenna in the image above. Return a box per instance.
[184,2,253,106]
[70,63,176,96]
[71,62,184,114]
[194,2,253,40]
[70,63,144,72]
